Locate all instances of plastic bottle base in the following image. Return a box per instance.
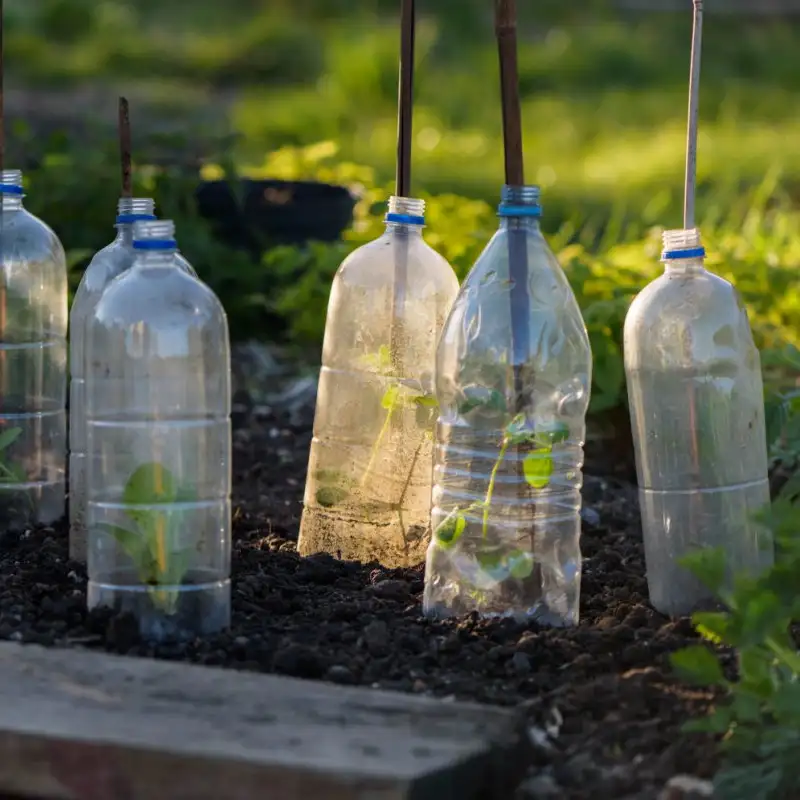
[298,505,429,568]
[87,573,230,642]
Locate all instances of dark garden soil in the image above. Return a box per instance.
[0,380,722,800]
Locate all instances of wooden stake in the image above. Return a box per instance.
[495,0,524,186]
[118,96,132,198]
[683,0,704,229]
[494,0,537,596]
[389,0,416,378]
[395,0,415,197]
[0,0,5,175]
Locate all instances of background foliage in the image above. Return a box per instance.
[6,0,800,416]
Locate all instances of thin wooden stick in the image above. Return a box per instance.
[395,0,415,197]
[495,0,538,597]
[389,0,416,376]
[495,0,524,186]
[683,0,704,229]
[495,0,528,407]
[119,96,132,198]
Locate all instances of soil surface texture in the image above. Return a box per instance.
[0,371,721,800]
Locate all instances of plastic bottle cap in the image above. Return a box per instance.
[662,247,706,260]
[497,204,542,218]
[386,213,425,225]
[132,239,178,250]
[117,213,158,224]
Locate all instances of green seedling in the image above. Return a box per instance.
[99,462,194,614]
[320,344,439,552]
[433,388,570,584]
[0,426,25,485]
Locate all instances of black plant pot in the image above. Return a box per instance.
[194,179,356,254]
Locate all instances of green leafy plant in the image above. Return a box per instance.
[670,481,800,800]
[431,389,570,583]
[0,427,25,485]
[99,462,194,613]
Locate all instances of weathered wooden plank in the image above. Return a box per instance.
[0,643,529,800]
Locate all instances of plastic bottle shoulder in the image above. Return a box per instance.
[0,207,66,266]
[91,263,226,332]
[335,230,458,294]
[624,266,758,372]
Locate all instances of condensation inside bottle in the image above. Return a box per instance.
[623,228,772,617]
[69,199,197,562]
[424,186,592,625]
[0,169,68,534]
[85,220,231,642]
[298,197,460,568]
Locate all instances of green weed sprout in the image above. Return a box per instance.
[431,388,570,583]
[99,462,194,613]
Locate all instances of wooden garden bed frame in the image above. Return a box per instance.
[0,642,530,800]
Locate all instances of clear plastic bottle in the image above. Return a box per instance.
[0,169,68,533]
[69,198,197,562]
[85,220,231,641]
[423,185,592,625]
[623,228,772,617]
[298,196,460,567]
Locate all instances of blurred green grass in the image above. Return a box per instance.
[8,0,800,231]
[7,0,800,415]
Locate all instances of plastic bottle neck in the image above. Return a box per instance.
[384,195,425,236]
[497,184,542,231]
[115,198,157,244]
[0,170,24,212]
[661,228,706,275]
[132,247,178,269]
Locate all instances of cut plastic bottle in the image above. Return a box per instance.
[0,169,68,534]
[69,198,196,562]
[85,220,231,641]
[423,185,592,625]
[623,228,772,617]
[298,196,460,567]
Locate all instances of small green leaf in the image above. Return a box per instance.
[316,486,349,507]
[123,462,179,506]
[533,421,570,447]
[523,448,553,489]
[315,468,355,488]
[729,690,764,723]
[435,510,466,547]
[670,645,726,686]
[506,414,536,445]
[679,546,727,595]
[97,522,154,575]
[737,648,775,697]
[692,611,730,645]
[381,385,401,410]
[507,550,535,579]
[0,426,22,452]
[476,550,509,581]
[377,344,391,365]
[458,386,506,415]
[413,394,439,427]
[741,590,787,642]
[683,707,733,734]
